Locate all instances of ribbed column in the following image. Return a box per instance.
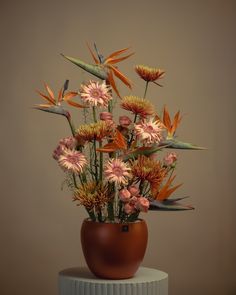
[59,267,168,295]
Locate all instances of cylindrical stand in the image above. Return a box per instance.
[59,267,168,295]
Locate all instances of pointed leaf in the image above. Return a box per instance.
[33,105,70,117]
[61,54,107,80]
[149,199,194,211]
[161,139,206,150]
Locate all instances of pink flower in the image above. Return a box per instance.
[128,185,139,196]
[124,203,136,214]
[134,119,163,145]
[130,196,138,205]
[59,136,77,149]
[119,189,131,202]
[52,145,65,160]
[119,116,132,128]
[135,197,150,213]
[100,112,113,121]
[104,158,131,185]
[80,80,112,107]
[164,152,177,166]
[58,149,87,174]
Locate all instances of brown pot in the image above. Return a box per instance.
[80,218,148,279]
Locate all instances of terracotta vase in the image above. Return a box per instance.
[80,218,148,279]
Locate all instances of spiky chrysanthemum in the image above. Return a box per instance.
[80,80,112,107]
[134,118,163,145]
[135,65,165,82]
[58,148,87,174]
[73,182,112,210]
[104,158,131,185]
[121,95,154,118]
[131,155,168,193]
[76,120,113,142]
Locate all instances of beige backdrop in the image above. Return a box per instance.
[1,0,236,294]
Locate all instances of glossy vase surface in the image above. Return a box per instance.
[80,219,148,279]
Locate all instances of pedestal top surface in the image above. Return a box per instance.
[59,267,168,284]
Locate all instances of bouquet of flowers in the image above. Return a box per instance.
[34,44,203,223]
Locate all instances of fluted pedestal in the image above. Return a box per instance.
[59,267,168,295]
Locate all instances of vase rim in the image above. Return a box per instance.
[83,218,145,225]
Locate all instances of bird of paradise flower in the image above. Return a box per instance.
[61,43,134,99]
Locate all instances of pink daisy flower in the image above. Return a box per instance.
[58,149,87,174]
[80,80,112,107]
[134,118,163,145]
[104,158,131,185]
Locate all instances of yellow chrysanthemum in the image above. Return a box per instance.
[121,95,154,118]
[135,65,165,82]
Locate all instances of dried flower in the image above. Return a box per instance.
[104,158,131,185]
[80,80,112,107]
[134,118,163,145]
[53,136,78,160]
[100,112,113,121]
[124,202,136,214]
[128,185,139,196]
[76,121,112,142]
[73,182,111,210]
[58,149,87,174]
[135,65,165,82]
[121,96,154,118]
[119,188,131,202]
[119,115,132,128]
[164,152,177,166]
[131,155,168,192]
[135,197,150,212]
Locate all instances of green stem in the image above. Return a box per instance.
[128,113,138,147]
[99,141,103,182]
[86,208,96,221]
[66,116,76,137]
[93,139,98,183]
[143,81,149,99]
[72,173,78,189]
[92,106,97,123]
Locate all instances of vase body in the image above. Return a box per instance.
[80,219,148,279]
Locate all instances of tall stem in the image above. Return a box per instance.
[128,113,138,147]
[92,106,97,123]
[99,141,103,182]
[143,81,149,99]
[93,139,98,183]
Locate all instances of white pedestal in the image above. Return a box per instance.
[59,267,168,295]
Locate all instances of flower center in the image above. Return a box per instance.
[67,155,78,164]
[144,125,154,133]
[113,167,123,177]
[91,89,101,99]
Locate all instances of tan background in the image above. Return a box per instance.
[1,0,236,294]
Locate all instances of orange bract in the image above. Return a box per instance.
[87,44,134,98]
[153,175,182,201]
[156,106,182,138]
[36,83,86,109]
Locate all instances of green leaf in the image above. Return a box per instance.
[33,105,70,118]
[161,139,206,150]
[61,54,108,80]
[149,199,194,211]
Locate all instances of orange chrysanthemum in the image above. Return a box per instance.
[135,65,165,83]
[131,155,168,193]
[76,121,113,142]
[73,182,112,210]
[121,96,154,118]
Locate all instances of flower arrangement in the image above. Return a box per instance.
[35,44,203,223]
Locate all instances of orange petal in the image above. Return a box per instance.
[107,70,121,98]
[171,110,181,135]
[36,90,55,105]
[58,87,63,103]
[163,106,172,131]
[86,42,99,64]
[44,83,55,100]
[109,65,132,89]
[106,47,130,59]
[105,52,134,64]
[114,129,127,150]
[63,91,78,100]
